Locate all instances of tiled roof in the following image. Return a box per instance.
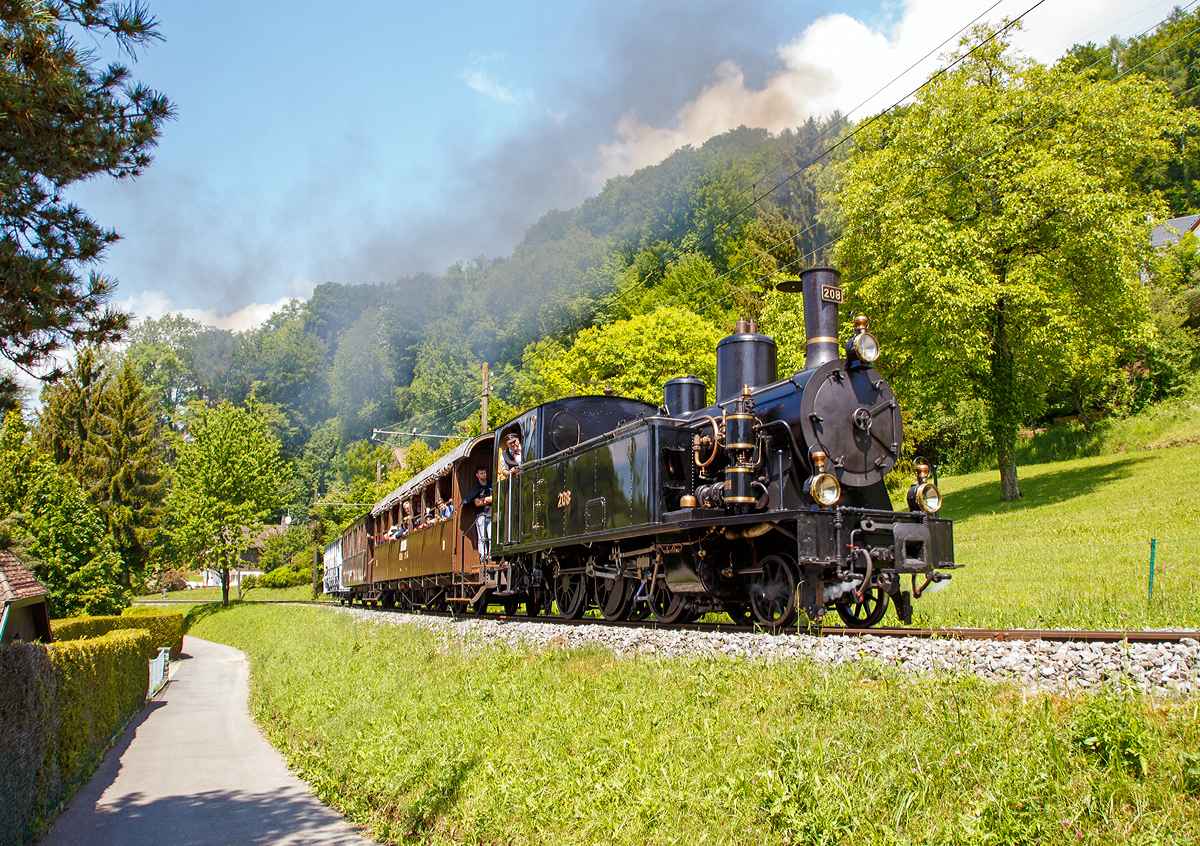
[1150,214,1200,248]
[0,550,47,605]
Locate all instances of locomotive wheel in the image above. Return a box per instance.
[525,598,542,617]
[471,590,492,615]
[749,554,799,629]
[650,582,690,624]
[502,597,520,616]
[595,576,634,622]
[627,598,651,622]
[554,573,589,620]
[724,602,753,626]
[835,587,890,628]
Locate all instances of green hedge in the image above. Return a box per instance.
[0,628,150,846]
[52,613,185,659]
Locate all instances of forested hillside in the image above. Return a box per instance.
[5,9,1200,608]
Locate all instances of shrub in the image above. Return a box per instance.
[0,628,149,846]
[52,613,185,660]
[154,568,189,592]
[259,563,309,589]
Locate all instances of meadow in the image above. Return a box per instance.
[898,443,1200,631]
[188,603,1200,846]
[144,584,322,602]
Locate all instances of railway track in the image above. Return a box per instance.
[132,597,1200,644]
[313,600,1199,644]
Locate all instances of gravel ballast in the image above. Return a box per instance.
[334,607,1200,695]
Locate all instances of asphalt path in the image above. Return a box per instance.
[37,636,373,846]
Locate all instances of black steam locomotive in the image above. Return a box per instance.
[327,267,955,629]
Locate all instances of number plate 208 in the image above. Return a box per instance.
[821,285,844,303]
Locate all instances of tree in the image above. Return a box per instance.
[822,28,1188,499]
[168,398,285,605]
[517,307,725,407]
[82,357,166,588]
[0,2,172,408]
[22,459,129,617]
[124,313,205,430]
[34,346,109,473]
[0,410,35,514]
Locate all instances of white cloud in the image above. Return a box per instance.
[592,0,1177,178]
[462,65,516,103]
[119,290,298,333]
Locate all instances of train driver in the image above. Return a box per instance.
[499,432,523,477]
[464,466,493,564]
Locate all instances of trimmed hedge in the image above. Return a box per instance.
[0,628,150,846]
[52,612,185,659]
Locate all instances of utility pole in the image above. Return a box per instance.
[312,486,319,601]
[481,362,489,433]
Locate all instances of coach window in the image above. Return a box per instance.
[549,410,580,454]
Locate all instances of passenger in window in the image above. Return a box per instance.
[464,466,493,564]
[499,432,523,477]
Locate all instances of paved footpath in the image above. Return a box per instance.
[38,636,374,846]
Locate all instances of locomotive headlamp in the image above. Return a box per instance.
[809,472,842,506]
[913,482,941,513]
[849,315,880,363]
[907,456,940,513]
[805,448,841,507]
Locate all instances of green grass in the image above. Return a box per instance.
[139,584,320,602]
[893,444,1200,631]
[1015,394,1200,466]
[189,604,1200,846]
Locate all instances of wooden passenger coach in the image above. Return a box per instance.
[327,433,496,608]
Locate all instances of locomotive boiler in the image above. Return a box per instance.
[328,267,955,629]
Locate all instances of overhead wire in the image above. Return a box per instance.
[508,0,1059,377]
[389,0,1195,434]
[658,1,1200,319]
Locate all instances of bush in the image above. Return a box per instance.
[0,628,149,846]
[52,613,185,660]
[154,568,189,592]
[259,563,310,589]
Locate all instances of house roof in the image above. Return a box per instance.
[1150,214,1200,248]
[0,550,47,606]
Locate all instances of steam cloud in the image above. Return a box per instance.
[89,0,1168,328]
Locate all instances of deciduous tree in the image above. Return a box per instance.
[822,28,1188,499]
[168,398,285,605]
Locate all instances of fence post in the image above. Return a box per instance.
[1148,538,1157,606]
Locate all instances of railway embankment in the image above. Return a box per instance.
[339,607,1200,696]
[188,602,1200,845]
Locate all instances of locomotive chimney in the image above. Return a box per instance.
[799,267,842,370]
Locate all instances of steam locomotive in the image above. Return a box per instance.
[324,267,955,629]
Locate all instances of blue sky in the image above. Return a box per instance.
[67,0,1176,331]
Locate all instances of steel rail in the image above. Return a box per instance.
[296,601,1200,645]
[130,599,1199,644]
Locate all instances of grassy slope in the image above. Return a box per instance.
[139,584,320,602]
[190,604,1200,846]
[893,443,1200,630]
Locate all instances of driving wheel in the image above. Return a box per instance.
[749,554,798,629]
[594,576,633,622]
[554,572,589,619]
[650,581,690,624]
